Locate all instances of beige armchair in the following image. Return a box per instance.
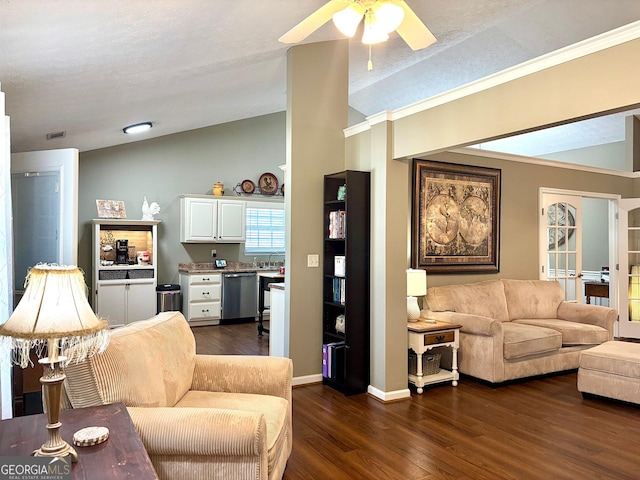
[61,311,292,480]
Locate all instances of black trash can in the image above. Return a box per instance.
[156,284,181,313]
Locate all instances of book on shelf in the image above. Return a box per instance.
[322,341,345,379]
[332,277,346,304]
[334,255,345,277]
[328,210,346,239]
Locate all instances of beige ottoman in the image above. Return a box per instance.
[577,341,640,404]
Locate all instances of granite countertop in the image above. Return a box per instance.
[178,262,282,274]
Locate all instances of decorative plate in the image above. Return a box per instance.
[241,179,255,194]
[281,183,285,196]
[258,172,279,195]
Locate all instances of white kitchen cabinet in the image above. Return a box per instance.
[92,219,159,327]
[180,272,222,326]
[180,195,246,243]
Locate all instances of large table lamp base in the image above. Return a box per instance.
[33,358,78,462]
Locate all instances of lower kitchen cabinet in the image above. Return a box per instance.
[179,273,222,326]
[96,281,156,328]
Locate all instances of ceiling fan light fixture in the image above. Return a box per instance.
[362,10,389,45]
[123,122,153,135]
[373,1,405,33]
[332,4,365,37]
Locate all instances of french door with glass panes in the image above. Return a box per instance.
[618,199,640,337]
[540,194,582,302]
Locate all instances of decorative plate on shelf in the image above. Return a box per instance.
[258,172,279,195]
[281,183,285,196]
[241,179,255,194]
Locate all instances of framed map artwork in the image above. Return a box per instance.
[412,159,501,273]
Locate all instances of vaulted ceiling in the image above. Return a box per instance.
[2,1,640,156]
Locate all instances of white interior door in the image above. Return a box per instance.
[540,193,582,302]
[618,198,640,338]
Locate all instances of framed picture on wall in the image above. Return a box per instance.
[96,199,127,219]
[412,159,501,273]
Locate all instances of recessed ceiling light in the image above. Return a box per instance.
[123,122,152,134]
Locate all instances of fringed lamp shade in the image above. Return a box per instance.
[0,264,109,461]
[0,264,109,367]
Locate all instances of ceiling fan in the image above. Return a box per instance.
[278,0,437,51]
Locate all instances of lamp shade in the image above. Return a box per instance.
[0,264,109,368]
[373,1,405,33]
[362,10,390,45]
[332,3,365,37]
[406,268,427,297]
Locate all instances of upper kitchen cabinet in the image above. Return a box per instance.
[180,195,246,243]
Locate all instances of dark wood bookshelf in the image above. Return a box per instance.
[322,170,370,395]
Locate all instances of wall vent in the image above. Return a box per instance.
[46,131,66,140]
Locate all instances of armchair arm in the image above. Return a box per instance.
[421,310,504,337]
[128,406,266,457]
[191,355,292,401]
[557,302,617,338]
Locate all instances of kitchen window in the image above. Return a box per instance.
[244,201,285,254]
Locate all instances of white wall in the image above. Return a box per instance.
[0,86,14,418]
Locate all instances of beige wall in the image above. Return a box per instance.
[285,40,349,377]
[348,33,640,395]
[394,37,640,158]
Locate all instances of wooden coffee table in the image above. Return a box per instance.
[0,402,158,479]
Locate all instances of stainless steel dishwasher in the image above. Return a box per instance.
[221,272,257,320]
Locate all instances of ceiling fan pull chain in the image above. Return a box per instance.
[368,44,373,71]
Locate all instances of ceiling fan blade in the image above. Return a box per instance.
[393,0,437,50]
[279,0,351,44]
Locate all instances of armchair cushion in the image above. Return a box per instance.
[175,391,288,473]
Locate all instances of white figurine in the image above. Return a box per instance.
[141,197,161,220]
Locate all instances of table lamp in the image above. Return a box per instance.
[0,264,110,461]
[406,268,427,322]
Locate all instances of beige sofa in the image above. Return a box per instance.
[422,279,617,384]
[61,311,292,480]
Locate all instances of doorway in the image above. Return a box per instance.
[539,188,618,310]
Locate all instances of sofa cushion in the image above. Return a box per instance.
[176,390,289,474]
[513,318,609,346]
[502,279,565,321]
[579,341,640,378]
[426,280,510,322]
[503,323,562,360]
[64,311,196,408]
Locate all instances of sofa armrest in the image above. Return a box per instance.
[557,302,617,339]
[191,355,292,401]
[128,407,266,457]
[421,310,504,337]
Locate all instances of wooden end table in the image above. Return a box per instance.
[0,402,158,479]
[584,281,608,304]
[408,320,461,394]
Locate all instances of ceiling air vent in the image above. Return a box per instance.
[46,131,66,140]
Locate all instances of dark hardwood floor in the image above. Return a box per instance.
[192,320,269,356]
[194,324,640,480]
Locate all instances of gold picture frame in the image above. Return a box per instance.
[96,199,127,219]
[412,159,501,273]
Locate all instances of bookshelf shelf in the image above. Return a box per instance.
[322,170,370,395]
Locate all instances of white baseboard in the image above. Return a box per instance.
[292,373,323,386]
[367,385,411,402]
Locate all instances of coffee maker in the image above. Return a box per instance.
[115,239,129,264]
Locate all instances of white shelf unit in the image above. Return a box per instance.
[92,219,160,328]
